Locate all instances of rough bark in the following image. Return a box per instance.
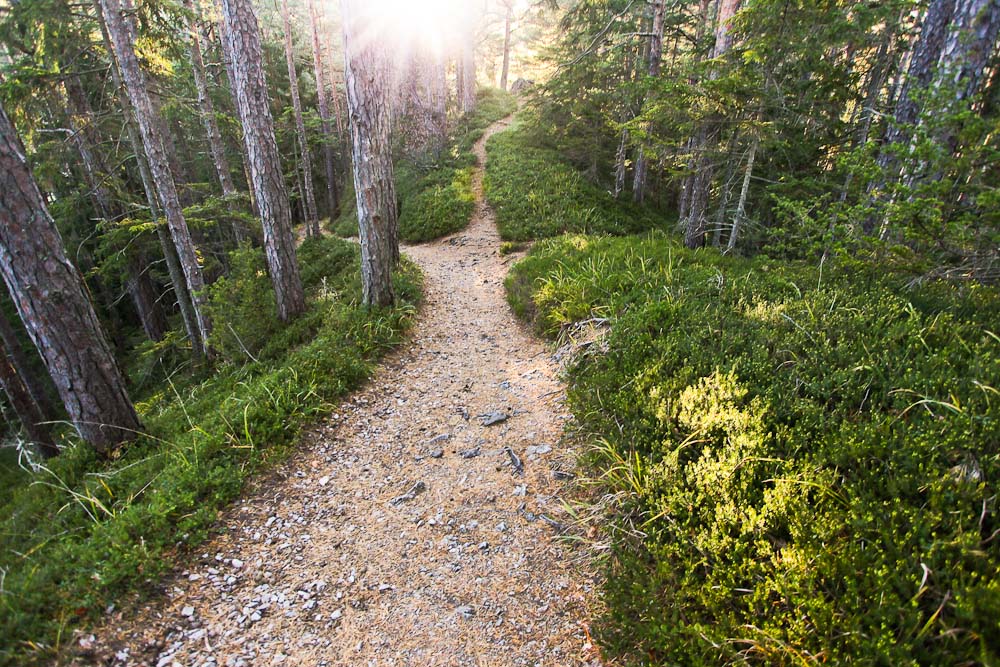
[184,0,239,201]
[341,0,399,307]
[309,0,340,220]
[631,0,666,203]
[614,128,629,198]
[96,0,213,345]
[220,0,305,321]
[281,0,319,234]
[0,104,142,453]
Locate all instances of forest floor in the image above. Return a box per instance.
[72,116,604,667]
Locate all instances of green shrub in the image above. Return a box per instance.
[508,234,1000,665]
[485,116,666,241]
[399,167,475,243]
[0,237,420,665]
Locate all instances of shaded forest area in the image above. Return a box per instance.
[1,0,999,664]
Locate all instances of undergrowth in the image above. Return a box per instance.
[331,88,516,243]
[0,236,420,665]
[484,114,665,241]
[396,87,516,243]
[507,233,1000,665]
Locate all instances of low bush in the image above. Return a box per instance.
[507,234,1000,665]
[0,237,420,665]
[485,116,665,241]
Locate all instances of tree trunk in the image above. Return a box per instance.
[96,0,213,346]
[126,253,168,341]
[309,0,340,221]
[341,0,399,307]
[727,134,757,252]
[184,0,239,203]
[323,21,347,140]
[682,0,742,248]
[500,2,513,91]
[220,0,306,321]
[0,342,58,459]
[218,30,262,221]
[281,0,319,234]
[64,78,169,343]
[631,0,666,203]
[0,295,59,423]
[0,104,142,453]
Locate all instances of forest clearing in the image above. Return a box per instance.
[1,0,998,665]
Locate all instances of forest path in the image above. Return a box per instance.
[79,116,602,667]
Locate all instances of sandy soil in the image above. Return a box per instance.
[70,115,603,667]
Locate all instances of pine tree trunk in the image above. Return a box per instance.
[0,297,59,423]
[0,104,142,453]
[0,343,58,459]
[631,0,666,203]
[281,0,319,234]
[184,0,239,201]
[64,79,169,342]
[96,0,213,346]
[682,0,742,248]
[500,2,512,91]
[220,0,306,321]
[309,0,340,221]
[126,253,168,341]
[341,0,398,307]
[323,23,346,140]
[219,32,262,220]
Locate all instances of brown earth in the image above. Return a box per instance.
[71,115,604,667]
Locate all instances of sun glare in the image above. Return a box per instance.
[368,0,470,55]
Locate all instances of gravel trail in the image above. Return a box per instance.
[73,115,602,667]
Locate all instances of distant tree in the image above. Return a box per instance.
[341,0,399,307]
[0,104,142,453]
[220,0,306,321]
[308,0,341,220]
[281,0,319,236]
[183,0,239,204]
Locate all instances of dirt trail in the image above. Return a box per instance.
[77,116,602,667]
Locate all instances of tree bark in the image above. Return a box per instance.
[341,0,399,307]
[96,0,213,345]
[220,0,306,321]
[64,78,169,342]
[0,104,142,453]
[0,341,58,459]
[281,0,319,234]
[184,0,239,202]
[0,295,59,423]
[631,0,666,203]
[309,0,340,221]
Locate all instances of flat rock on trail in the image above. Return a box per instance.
[74,117,603,666]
